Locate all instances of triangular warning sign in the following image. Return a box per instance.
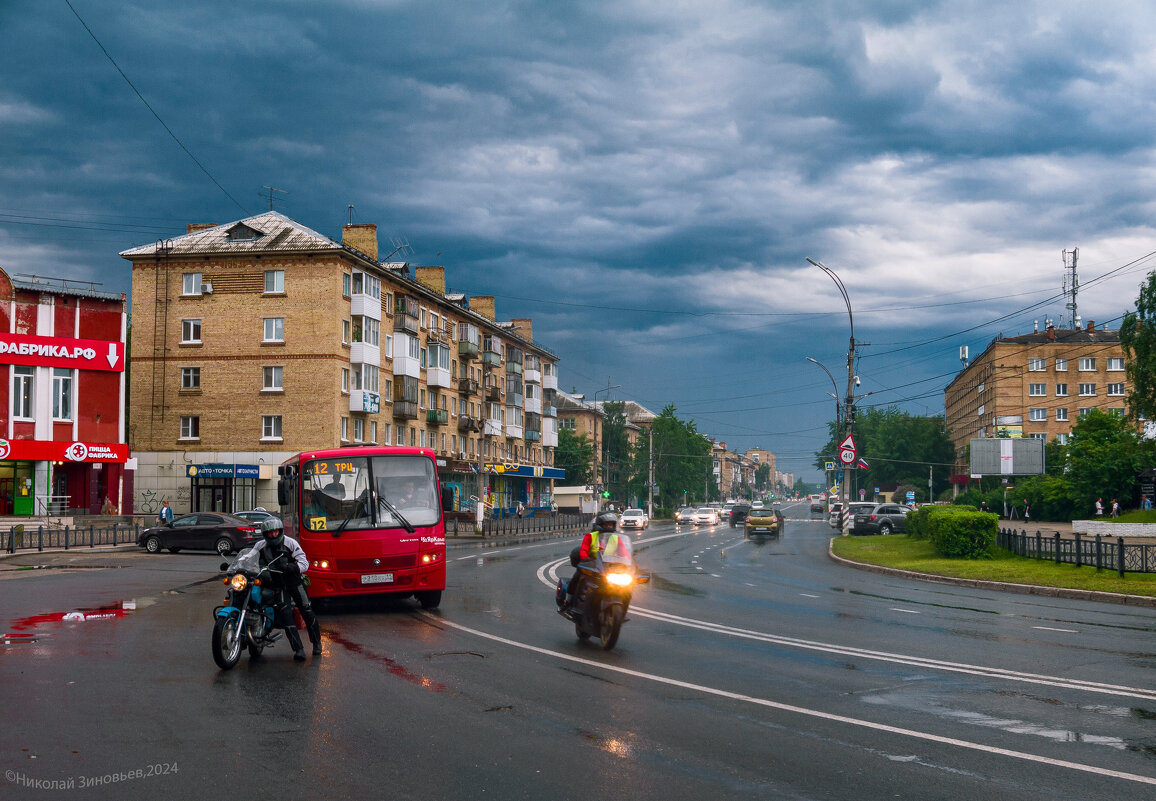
[838,434,856,452]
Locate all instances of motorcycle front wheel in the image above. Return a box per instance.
[211,616,244,670]
[600,604,624,650]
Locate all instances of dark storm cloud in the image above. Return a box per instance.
[3,0,1156,477]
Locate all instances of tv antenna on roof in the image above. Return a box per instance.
[260,186,287,211]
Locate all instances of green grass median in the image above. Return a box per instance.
[830,535,1156,597]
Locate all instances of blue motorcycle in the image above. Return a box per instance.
[212,548,297,669]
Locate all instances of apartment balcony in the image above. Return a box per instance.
[525,429,541,442]
[543,404,556,418]
[524,396,541,415]
[349,390,381,414]
[485,385,502,403]
[506,361,523,376]
[482,350,502,367]
[504,423,523,439]
[457,377,479,396]
[542,429,558,448]
[392,401,418,420]
[427,366,451,388]
[523,368,541,384]
[507,392,524,408]
[542,371,558,390]
[393,315,419,336]
[426,409,449,426]
[458,340,479,360]
[457,415,478,432]
[350,342,380,365]
[350,293,381,319]
[483,418,503,437]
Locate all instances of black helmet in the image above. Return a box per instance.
[594,512,618,533]
[262,520,285,549]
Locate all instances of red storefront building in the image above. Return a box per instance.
[0,268,131,516]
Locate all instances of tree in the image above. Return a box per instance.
[1121,271,1156,422]
[650,405,713,509]
[754,463,770,493]
[1064,409,1154,513]
[602,401,632,502]
[554,428,595,486]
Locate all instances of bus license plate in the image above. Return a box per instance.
[361,573,394,584]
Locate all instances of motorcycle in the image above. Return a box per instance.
[555,533,648,650]
[212,548,300,669]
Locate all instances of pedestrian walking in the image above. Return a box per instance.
[516,500,525,519]
[1111,499,1119,517]
[1095,498,1103,516]
[1143,495,1152,511]
[1024,501,1030,521]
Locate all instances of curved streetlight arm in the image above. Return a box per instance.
[806,257,854,343]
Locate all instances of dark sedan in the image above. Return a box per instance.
[138,513,260,555]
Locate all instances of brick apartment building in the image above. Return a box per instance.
[944,321,1133,466]
[0,268,130,516]
[122,212,560,518]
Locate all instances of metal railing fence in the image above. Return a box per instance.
[998,527,1156,576]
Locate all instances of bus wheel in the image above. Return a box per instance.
[416,590,442,610]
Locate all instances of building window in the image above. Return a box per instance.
[561,417,576,430]
[181,367,200,390]
[370,421,377,443]
[1078,383,1096,396]
[1110,407,1125,417]
[263,317,284,342]
[343,273,351,296]
[1079,357,1096,371]
[1107,357,1124,371]
[52,368,73,420]
[1028,383,1045,396]
[180,415,200,440]
[395,425,405,445]
[1028,358,1046,371]
[1029,408,1046,421]
[1056,383,1068,397]
[1078,408,1091,418]
[1029,433,1046,441]
[13,366,33,419]
[353,418,364,442]
[977,382,984,394]
[1056,433,1069,445]
[181,319,202,344]
[341,417,349,441]
[977,404,985,416]
[1056,408,1068,421]
[182,273,202,295]
[341,368,349,393]
[1108,382,1125,396]
[262,415,283,440]
[264,270,284,294]
[263,366,283,391]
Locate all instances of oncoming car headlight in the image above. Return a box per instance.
[606,572,633,587]
[229,574,248,592]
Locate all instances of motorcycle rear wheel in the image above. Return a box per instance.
[211,616,244,670]
[600,605,624,650]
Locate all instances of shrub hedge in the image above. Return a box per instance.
[912,505,996,559]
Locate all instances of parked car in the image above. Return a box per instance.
[840,502,877,535]
[620,508,649,530]
[850,503,913,536]
[138,512,261,555]
[692,506,720,526]
[745,507,783,538]
[675,506,697,523]
[234,509,282,532]
[729,503,751,527]
[827,502,844,527]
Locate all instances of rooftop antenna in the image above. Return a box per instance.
[1061,247,1079,328]
[959,344,969,368]
[259,186,287,211]
[347,204,356,225]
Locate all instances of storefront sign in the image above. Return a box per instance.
[485,463,566,479]
[187,463,259,479]
[0,438,128,463]
[0,333,125,372]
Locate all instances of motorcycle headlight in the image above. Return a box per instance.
[606,572,633,587]
[229,574,248,592]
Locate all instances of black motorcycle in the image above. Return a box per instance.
[556,534,648,650]
[212,548,299,669]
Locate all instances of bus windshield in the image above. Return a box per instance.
[301,454,439,533]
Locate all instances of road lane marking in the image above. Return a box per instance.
[1033,626,1079,633]
[533,557,1156,702]
[800,593,820,598]
[427,615,1156,787]
[890,608,920,614]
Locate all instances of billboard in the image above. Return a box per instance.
[969,438,1045,476]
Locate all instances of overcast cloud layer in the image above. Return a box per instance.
[3,0,1155,481]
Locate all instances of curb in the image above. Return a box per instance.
[827,539,1156,608]
[0,544,139,562]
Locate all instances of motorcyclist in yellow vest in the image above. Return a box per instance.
[561,511,620,609]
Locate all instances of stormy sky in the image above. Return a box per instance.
[3,0,1155,482]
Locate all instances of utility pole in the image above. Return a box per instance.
[647,426,654,520]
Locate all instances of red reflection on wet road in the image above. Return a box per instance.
[4,602,134,642]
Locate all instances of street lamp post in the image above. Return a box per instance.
[807,258,856,515]
[594,380,621,509]
[806,356,842,501]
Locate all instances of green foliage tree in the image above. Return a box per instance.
[1064,408,1153,514]
[1120,271,1156,422]
[754,462,770,493]
[650,404,713,509]
[554,428,594,486]
[601,401,633,503]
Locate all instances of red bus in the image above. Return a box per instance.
[276,446,448,608]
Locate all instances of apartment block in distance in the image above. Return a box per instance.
[122,212,561,518]
[944,321,1132,467]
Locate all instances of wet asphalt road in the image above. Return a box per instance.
[2,501,1155,800]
